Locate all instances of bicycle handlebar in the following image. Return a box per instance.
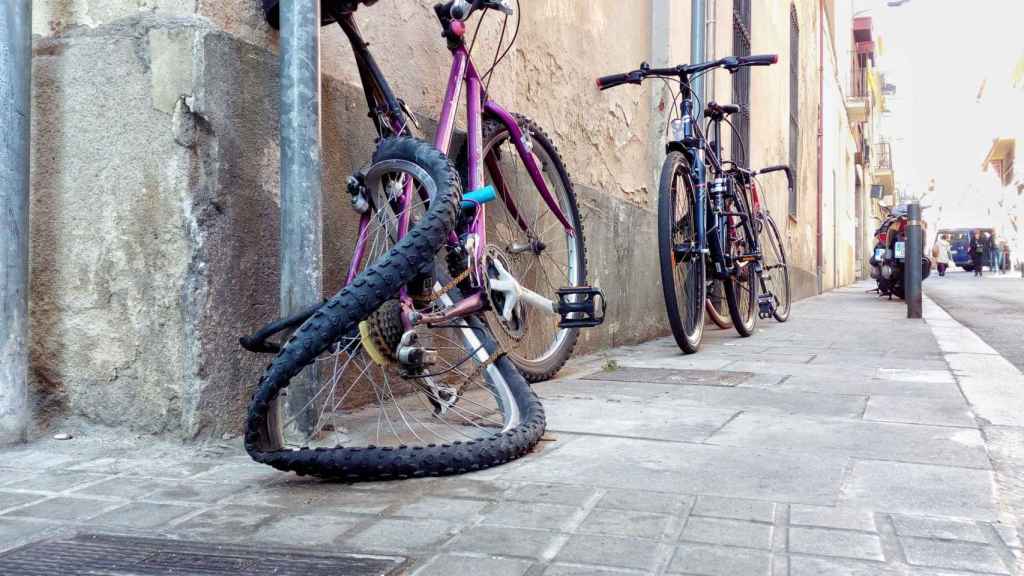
[757,164,794,198]
[596,54,777,91]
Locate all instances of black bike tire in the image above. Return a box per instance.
[658,151,706,353]
[245,137,545,480]
[723,193,759,337]
[763,213,791,322]
[456,114,587,383]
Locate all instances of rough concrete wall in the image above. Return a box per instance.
[30,17,200,433]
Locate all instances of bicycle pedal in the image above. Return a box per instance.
[757,293,776,319]
[555,287,606,328]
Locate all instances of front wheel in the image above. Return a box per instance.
[658,152,706,353]
[459,114,587,382]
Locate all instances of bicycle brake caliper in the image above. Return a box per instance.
[346,171,370,214]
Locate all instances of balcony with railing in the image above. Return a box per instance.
[872,141,894,193]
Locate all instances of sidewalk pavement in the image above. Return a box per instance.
[0,282,1021,575]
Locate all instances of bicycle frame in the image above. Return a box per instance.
[338,9,575,326]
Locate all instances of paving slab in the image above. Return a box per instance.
[709,413,989,468]
[499,436,848,506]
[554,534,661,571]
[788,526,884,561]
[577,508,672,540]
[891,514,988,543]
[680,516,773,550]
[91,501,196,529]
[900,537,1010,574]
[863,396,976,428]
[2,496,118,522]
[788,505,877,533]
[667,542,771,575]
[540,397,739,443]
[839,460,998,520]
[344,517,460,554]
[415,554,533,576]
[690,496,775,523]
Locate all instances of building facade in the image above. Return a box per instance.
[24,0,880,437]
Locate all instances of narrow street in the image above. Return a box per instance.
[2,284,1021,575]
[925,270,1024,372]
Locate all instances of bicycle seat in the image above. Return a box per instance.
[262,0,379,29]
[704,101,741,118]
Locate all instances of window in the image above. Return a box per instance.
[732,0,751,164]
[788,5,800,217]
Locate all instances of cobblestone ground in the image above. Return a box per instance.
[1,282,1021,575]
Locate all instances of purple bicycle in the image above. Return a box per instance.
[243,0,603,479]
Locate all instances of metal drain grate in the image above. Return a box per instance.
[584,367,754,387]
[0,533,405,576]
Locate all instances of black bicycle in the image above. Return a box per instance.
[598,55,790,353]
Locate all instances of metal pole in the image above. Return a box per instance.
[691,0,706,186]
[0,1,31,445]
[280,0,323,435]
[690,0,706,113]
[905,200,922,319]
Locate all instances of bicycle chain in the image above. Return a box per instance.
[424,266,474,303]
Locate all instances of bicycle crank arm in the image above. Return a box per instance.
[488,259,606,329]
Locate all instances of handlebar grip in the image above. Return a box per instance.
[758,164,794,191]
[739,54,778,66]
[596,72,638,91]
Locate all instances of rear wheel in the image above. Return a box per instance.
[706,280,733,329]
[761,214,791,322]
[723,191,758,337]
[658,152,706,353]
[245,138,545,480]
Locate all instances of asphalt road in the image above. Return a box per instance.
[925,267,1024,372]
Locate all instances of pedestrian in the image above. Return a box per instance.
[1001,243,1011,274]
[970,229,986,276]
[989,232,1002,272]
[932,234,952,277]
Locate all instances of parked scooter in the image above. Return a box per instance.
[868,204,932,299]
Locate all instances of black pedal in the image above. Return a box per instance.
[555,287,606,328]
[757,293,775,319]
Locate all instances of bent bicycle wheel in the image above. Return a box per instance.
[659,151,706,353]
[245,137,545,480]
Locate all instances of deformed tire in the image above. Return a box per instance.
[244,137,546,480]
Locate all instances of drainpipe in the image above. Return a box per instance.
[816,0,825,293]
[0,1,31,445]
[279,0,324,435]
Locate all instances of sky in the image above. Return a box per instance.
[865,0,1024,231]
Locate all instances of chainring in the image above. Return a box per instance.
[484,246,527,341]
